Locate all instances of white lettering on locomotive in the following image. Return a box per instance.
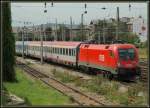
[99,55,104,61]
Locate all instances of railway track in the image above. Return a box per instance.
[17,56,148,84]
[139,59,148,83]
[16,60,109,106]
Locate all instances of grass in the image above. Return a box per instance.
[51,68,148,105]
[52,68,79,83]
[74,75,147,105]
[2,67,73,106]
[138,48,148,59]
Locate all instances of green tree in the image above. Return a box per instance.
[2,2,16,81]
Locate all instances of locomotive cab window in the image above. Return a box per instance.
[118,48,135,60]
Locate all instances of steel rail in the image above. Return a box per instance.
[16,60,108,106]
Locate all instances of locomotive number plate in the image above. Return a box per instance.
[99,55,105,61]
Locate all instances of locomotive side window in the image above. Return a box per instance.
[118,48,135,60]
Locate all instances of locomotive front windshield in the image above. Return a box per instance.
[118,48,135,60]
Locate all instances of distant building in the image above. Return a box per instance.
[120,17,130,23]
[127,16,147,42]
[12,23,80,41]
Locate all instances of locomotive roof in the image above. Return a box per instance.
[80,43,136,50]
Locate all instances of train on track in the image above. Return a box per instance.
[16,41,141,81]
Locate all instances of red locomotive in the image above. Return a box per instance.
[16,41,141,80]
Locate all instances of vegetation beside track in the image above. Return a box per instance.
[2,67,74,105]
[138,48,148,59]
[52,69,148,106]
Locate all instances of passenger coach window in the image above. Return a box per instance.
[63,48,65,55]
[58,48,59,54]
[49,47,50,52]
[55,48,56,53]
[66,49,68,55]
[53,47,54,53]
[57,48,59,54]
[56,48,58,54]
[73,49,76,56]
[50,47,52,53]
[60,48,62,54]
[69,49,71,56]
[55,48,57,53]
[73,49,75,56]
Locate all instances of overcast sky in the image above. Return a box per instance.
[11,2,148,27]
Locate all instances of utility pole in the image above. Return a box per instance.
[40,24,43,64]
[61,23,63,41]
[116,7,119,40]
[98,30,101,44]
[70,16,72,41]
[62,23,65,41]
[22,26,24,59]
[33,24,35,41]
[25,22,27,41]
[81,14,84,41]
[55,18,57,41]
[101,7,107,44]
[103,19,105,44]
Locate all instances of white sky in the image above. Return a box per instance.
[11,2,148,27]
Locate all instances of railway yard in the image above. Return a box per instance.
[14,56,148,106]
[2,2,149,107]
